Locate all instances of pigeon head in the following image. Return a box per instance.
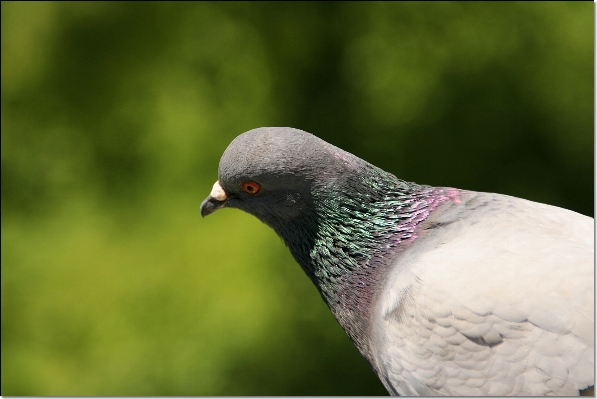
[201,127,371,229]
[201,127,427,291]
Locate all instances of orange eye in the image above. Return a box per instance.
[241,181,261,195]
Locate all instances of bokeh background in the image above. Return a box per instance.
[1,2,593,396]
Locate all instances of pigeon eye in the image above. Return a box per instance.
[241,181,261,195]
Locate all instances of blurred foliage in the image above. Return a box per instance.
[1,2,593,396]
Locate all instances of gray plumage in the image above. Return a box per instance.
[201,127,594,396]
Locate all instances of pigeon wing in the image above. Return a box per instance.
[371,192,594,396]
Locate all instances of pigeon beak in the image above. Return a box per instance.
[200,180,228,218]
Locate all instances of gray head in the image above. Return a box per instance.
[200,127,368,228]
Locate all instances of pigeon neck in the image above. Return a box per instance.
[307,171,443,303]
[276,163,460,360]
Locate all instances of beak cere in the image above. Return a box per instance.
[200,180,228,218]
[209,180,228,201]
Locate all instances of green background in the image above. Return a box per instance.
[2,2,593,395]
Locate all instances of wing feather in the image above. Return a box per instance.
[372,192,594,395]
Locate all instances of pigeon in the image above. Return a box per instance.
[200,127,594,396]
